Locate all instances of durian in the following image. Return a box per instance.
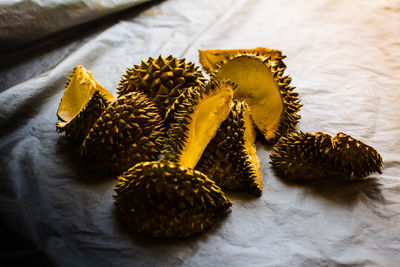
[79,92,165,174]
[196,100,262,196]
[331,132,383,178]
[56,65,115,142]
[199,48,301,143]
[117,55,205,116]
[199,47,285,75]
[162,80,235,169]
[114,161,232,238]
[270,131,383,182]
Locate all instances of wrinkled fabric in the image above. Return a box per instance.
[0,0,152,48]
[1,0,400,266]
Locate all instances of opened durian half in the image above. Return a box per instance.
[80,92,165,175]
[199,48,301,143]
[117,55,205,116]
[162,80,235,169]
[56,65,115,142]
[270,131,383,182]
[114,161,232,238]
[196,100,262,196]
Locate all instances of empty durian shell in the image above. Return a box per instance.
[117,55,205,116]
[332,132,383,179]
[162,79,235,169]
[79,92,165,175]
[199,47,285,74]
[56,65,115,142]
[270,131,335,181]
[197,100,262,196]
[270,131,383,182]
[206,51,301,143]
[114,161,232,238]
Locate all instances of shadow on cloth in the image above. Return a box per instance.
[55,135,114,183]
[0,219,54,267]
[278,174,385,205]
[112,205,230,259]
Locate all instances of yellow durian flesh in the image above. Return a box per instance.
[179,87,234,168]
[57,65,114,123]
[199,47,283,74]
[216,56,283,141]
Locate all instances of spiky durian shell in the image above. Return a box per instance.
[196,100,262,196]
[331,132,383,179]
[162,79,235,168]
[117,55,205,116]
[270,132,335,181]
[79,92,165,174]
[199,47,286,75]
[270,131,383,182]
[212,53,302,143]
[114,161,232,238]
[57,91,110,142]
[56,65,115,142]
[163,87,188,129]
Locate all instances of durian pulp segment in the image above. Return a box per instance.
[178,90,233,169]
[243,107,262,187]
[216,57,283,141]
[57,66,96,122]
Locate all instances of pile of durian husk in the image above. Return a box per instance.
[56,47,383,238]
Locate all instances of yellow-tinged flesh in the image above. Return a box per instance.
[216,57,283,140]
[57,66,114,123]
[243,107,262,187]
[57,66,97,122]
[178,89,234,169]
[199,47,283,74]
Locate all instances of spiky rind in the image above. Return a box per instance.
[56,91,109,142]
[161,79,236,165]
[163,87,189,129]
[199,47,286,75]
[270,131,383,181]
[117,55,205,116]
[80,92,165,174]
[332,132,383,179]
[213,53,301,143]
[270,132,334,181]
[196,100,262,196]
[114,161,232,238]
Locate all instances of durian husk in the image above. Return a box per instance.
[206,51,301,143]
[270,131,335,181]
[56,65,115,142]
[199,47,285,74]
[80,92,165,175]
[162,79,235,169]
[332,132,383,179]
[270,131,383,182]
[117,55,205,116]
[114,161,232,238]
[196,100,262,196]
